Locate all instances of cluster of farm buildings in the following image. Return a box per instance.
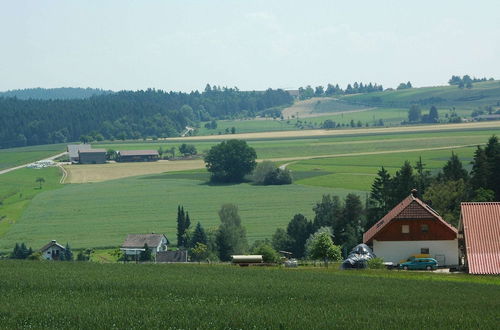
[67,144,159,164]
[40,190,500,274]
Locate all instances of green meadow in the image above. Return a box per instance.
[0,174,362,251]
[0,143,66,170]
[0,261,498,329]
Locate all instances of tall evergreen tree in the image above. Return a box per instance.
[441,152,469,182]
[64,243,73,261]
[415,156,432,195]
[391,161,416,204]
[312,194,342,231]
[340,194,365,255]
[191,222,208,247]
[484,135,500,199]
[176,205,186,247]
[367,167,392,227]
[286,214,313,258]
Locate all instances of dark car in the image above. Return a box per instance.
[399,257,438,270]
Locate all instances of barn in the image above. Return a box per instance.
[116,150,159,162]
[458,202,500,274]
[78,148,106,164]
[67,144,91,163]
[363,191,458,267]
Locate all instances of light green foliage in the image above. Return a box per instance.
[367,257,385,269]
[216,204,248,261]
[189,242,208,262]
[251,241,280,263]
[252,161,276,184]
[305,229,342,265]
[0,261,499,328]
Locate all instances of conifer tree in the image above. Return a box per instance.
[191,222,207,247]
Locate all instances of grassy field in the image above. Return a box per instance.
[343,80,500,109]
[290,146,476,191]
[0,173,362,251]
[0,261,498,329]
[0,143,66,170]
[0,167,62,237]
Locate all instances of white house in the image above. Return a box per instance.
[120,233,169,259]
[40,240,67,260]
[363,191,459,267]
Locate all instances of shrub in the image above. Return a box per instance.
[368,257,385,269]
[252,243,280,263]
[252,161,292,185]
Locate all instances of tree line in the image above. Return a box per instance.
[0,86,293,149]
[297,82,383,100]
[368,135,500,227]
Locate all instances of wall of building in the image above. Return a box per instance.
[79,152,106,164]
[373,239,459,266]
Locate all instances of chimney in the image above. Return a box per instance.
[51,240,56,243]
[411,189,418,198]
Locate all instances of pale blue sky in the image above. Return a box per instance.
[1,0,499,92]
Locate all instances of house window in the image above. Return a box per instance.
[401,225,410,234]
[421,248,429,254]
[421,224,429,233]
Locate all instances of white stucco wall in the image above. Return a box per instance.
[373,239,459,266]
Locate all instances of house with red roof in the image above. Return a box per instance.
[458,202,500,275]
[363,190,459,267]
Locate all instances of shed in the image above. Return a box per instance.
[363,192,458,266]
[116,150,159,162]
[40,240,66,260]
[459,202,500,274]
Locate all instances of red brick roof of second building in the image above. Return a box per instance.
[363,194,457,244]
[118,150,159,156]
[460,202,500,275]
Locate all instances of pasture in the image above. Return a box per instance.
[0,143,66,171]
[0,261,499,329]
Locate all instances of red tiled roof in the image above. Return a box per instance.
[460,202,500,275]
[363,194,457,244]
[118,150,159,156]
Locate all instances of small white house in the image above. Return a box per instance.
[120,233,169,259]
[40,240,66,260]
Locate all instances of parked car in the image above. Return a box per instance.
[399,258,438,271]
[398,254,431,265]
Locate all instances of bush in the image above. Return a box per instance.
[252,243,280,263]
[367,257,385,269]
[252,161,292,185]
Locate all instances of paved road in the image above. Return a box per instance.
[0,152,68,175]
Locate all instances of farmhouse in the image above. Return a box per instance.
[116,150,159,162]
[78,148,106,164]
[40,240,66,260]
[363,190,458,267]
[458,202,500,274]
[67,144,91,163]
[120,233,169,259]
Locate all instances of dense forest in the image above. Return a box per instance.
[0,86,293,148]
[0,87,114,100]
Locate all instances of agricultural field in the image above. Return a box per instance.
[0,143,66,171]
[0,261,499,329]
[0,167,62,237]
[0,173,362,251]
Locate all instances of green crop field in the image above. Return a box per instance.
[0,173,363,251]
[0,143,66,170]
[0,261,498,329]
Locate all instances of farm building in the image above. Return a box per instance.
[116,150,159,162]
[67,144,91,163]
[40,240,66,260]
[363,191,458,267]
[120,233,169,259]
[458,202,500,274]
[78,148,106,164]
[156,250,188,263]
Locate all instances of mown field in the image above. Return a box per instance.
[0,167,62,237]
[0,143,66,171]
[0,261,499,329]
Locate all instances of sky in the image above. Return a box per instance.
[1,0,499,92]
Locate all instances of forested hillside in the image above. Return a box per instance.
[0,87,114,100]
[0,86,292,149]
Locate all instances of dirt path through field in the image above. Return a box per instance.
[64,144,477,183]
